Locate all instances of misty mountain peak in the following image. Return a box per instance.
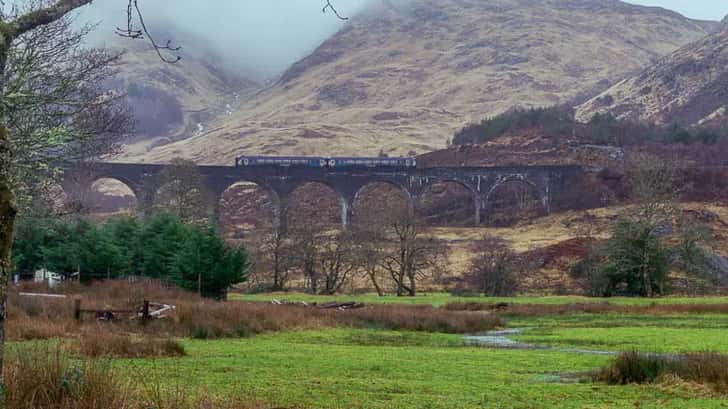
[124,0,717,162]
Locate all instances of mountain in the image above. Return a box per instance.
[107,38,260,149]
[576,22,728,127]
[119,0,717,164]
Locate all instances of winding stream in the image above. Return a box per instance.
[464,329,617,356]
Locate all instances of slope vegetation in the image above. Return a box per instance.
[577,22,728,127]
[128,0,716,163]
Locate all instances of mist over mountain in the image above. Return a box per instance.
[76,0,372,80]
[117,0,718,163]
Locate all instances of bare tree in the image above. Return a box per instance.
[251,228,294,291]
[593,153,682,297]
[5,15,131,214]
[143,157,213,224]
[626,152,681,228]
[289,222,325,294]
[463,235,519,296]
[351,221,388,296]
[318,230,359,294]
[378,209,446,297]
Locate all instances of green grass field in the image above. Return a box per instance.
[105,308,728,408]
[232,292,728,306]
[510,314,728,353]
[118,327,728,408]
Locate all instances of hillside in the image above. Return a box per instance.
[576,21,728,126]
[107,39,260,150]
[119,0,717,164]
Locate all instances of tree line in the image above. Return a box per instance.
[453,106,728,149]
[12,213,247,298]
[251,206,448,297]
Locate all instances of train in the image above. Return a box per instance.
[235,156,417,169]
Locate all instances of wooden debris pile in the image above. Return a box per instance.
[270,299,365,311]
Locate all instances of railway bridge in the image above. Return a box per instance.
[62,162,585,229]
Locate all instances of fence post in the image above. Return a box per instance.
[142,300,150,324]
[74,298,82,321]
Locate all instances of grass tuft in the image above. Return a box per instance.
[596,351,728,394]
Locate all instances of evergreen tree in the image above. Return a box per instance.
[174,226,248,298]
[138,213,188,279]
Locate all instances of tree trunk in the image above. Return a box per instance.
[0,127,17,389]
[368,271,383,296]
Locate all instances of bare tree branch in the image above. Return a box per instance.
[323,0,348,20]
[115,0,182,63]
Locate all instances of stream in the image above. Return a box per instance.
[464,329,617,356]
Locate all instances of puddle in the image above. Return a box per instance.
[464,329,541,349]
[464,329,617,356]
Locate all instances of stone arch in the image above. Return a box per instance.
[416,179,480,226]
[484,176,547,226]
[218,180,281,239]
[351,180,414,225]
[287,181,347,229]
[63,175,141,216]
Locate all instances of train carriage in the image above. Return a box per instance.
[236,156,327,168]
[327,157,417,168]
[235,156,417,169]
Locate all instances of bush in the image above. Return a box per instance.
[595,219,670,297]
[596,352,728,394]
[460,236,520,296]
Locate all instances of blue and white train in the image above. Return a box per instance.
[235,156,417,169]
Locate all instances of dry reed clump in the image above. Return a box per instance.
[75,328,185,359]
[4,345,139,409]
[596,352,728,394]
[4,345,274,409]
[443,301,728,316]
[10,281,504,343]
[173,300,325,339]
[174,302,503,338]
[7,291,76,340]
[340,304,504,333]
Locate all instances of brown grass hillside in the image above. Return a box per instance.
[120,0,717,164]
[577,23,728,127]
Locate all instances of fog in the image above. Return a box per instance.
[74,0,374,80]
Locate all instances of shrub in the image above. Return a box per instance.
[596,352,728,394]
[460,236,520,296]
[595,219,671,297]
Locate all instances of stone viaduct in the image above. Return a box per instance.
[62,162,585,229]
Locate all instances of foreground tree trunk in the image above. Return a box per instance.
[0,170,16,378]
[0,0,97,393]
[0,34,15,394]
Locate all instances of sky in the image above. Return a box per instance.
[75,0,371,79]
[10,0,725,80]
[626,1,728,21]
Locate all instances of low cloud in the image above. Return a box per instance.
[74,0,373,79]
